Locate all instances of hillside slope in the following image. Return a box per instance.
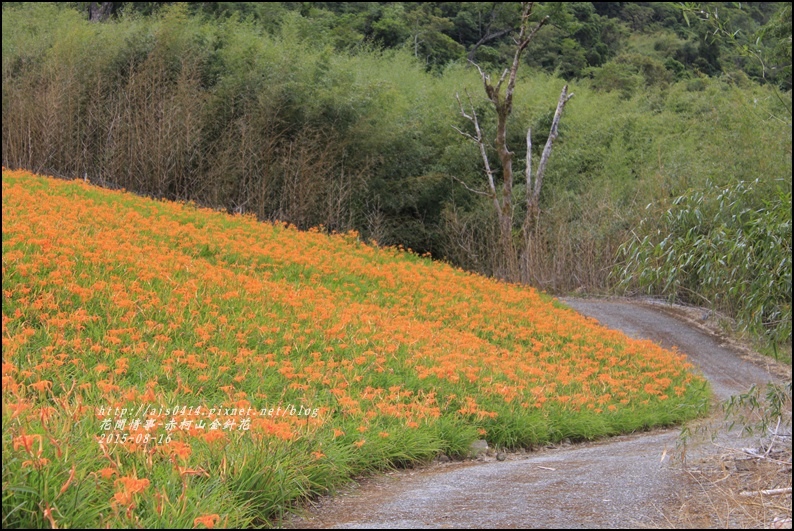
[2,169,709,527]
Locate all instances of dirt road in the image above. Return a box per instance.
[287,298,789,529]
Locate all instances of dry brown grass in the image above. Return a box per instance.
[653,383,792,529]
[667,446,792,528]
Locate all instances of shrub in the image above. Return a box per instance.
[617,178,792,345]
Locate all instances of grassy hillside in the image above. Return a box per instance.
[2,169,709,528]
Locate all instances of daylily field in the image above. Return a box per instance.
[2,169,710,528]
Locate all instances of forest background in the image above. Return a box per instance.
[2,1,791,350]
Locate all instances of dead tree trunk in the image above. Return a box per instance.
[454,2,573,283]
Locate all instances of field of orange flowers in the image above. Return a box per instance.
[2,169,710,528]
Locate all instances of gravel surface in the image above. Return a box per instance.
[286,297,790,529]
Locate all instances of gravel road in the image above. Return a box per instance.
[287,298,789,529]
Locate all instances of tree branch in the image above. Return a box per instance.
[532,85,573,204]
[455,92,499,204]
[504,3,548,114]
[451,174,492,197]
[739,487,792,497]
[467,27,515,63]
[525,127,532,201]
[450,125,479,144]
[494,68,510,96]
[470,61,489,85]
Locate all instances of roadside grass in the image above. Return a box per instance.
[749,330,792,367]
[656,382,792,529]
[702,306,792,367]
[2,169,710,528]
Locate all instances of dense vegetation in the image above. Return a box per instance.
[55,1,793,89]
[619,179,791,345]
[2,2,791,346]
[2,169,710,527]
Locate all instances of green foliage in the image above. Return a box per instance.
[27,2,788,84]
[617,179,792,345]
[678,2,791,90]
[757,3,792,90]
[614,53,674,86]
[584,60,644,97]
[722,382,792,437]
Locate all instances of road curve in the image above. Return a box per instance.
[287,298,788,529]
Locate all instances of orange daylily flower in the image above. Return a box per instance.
[98,467,117,480]
[2,169,706,527]
[193,514,220,528]
[13,433,42,455]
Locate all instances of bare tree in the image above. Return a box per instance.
[454,2,573,282]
